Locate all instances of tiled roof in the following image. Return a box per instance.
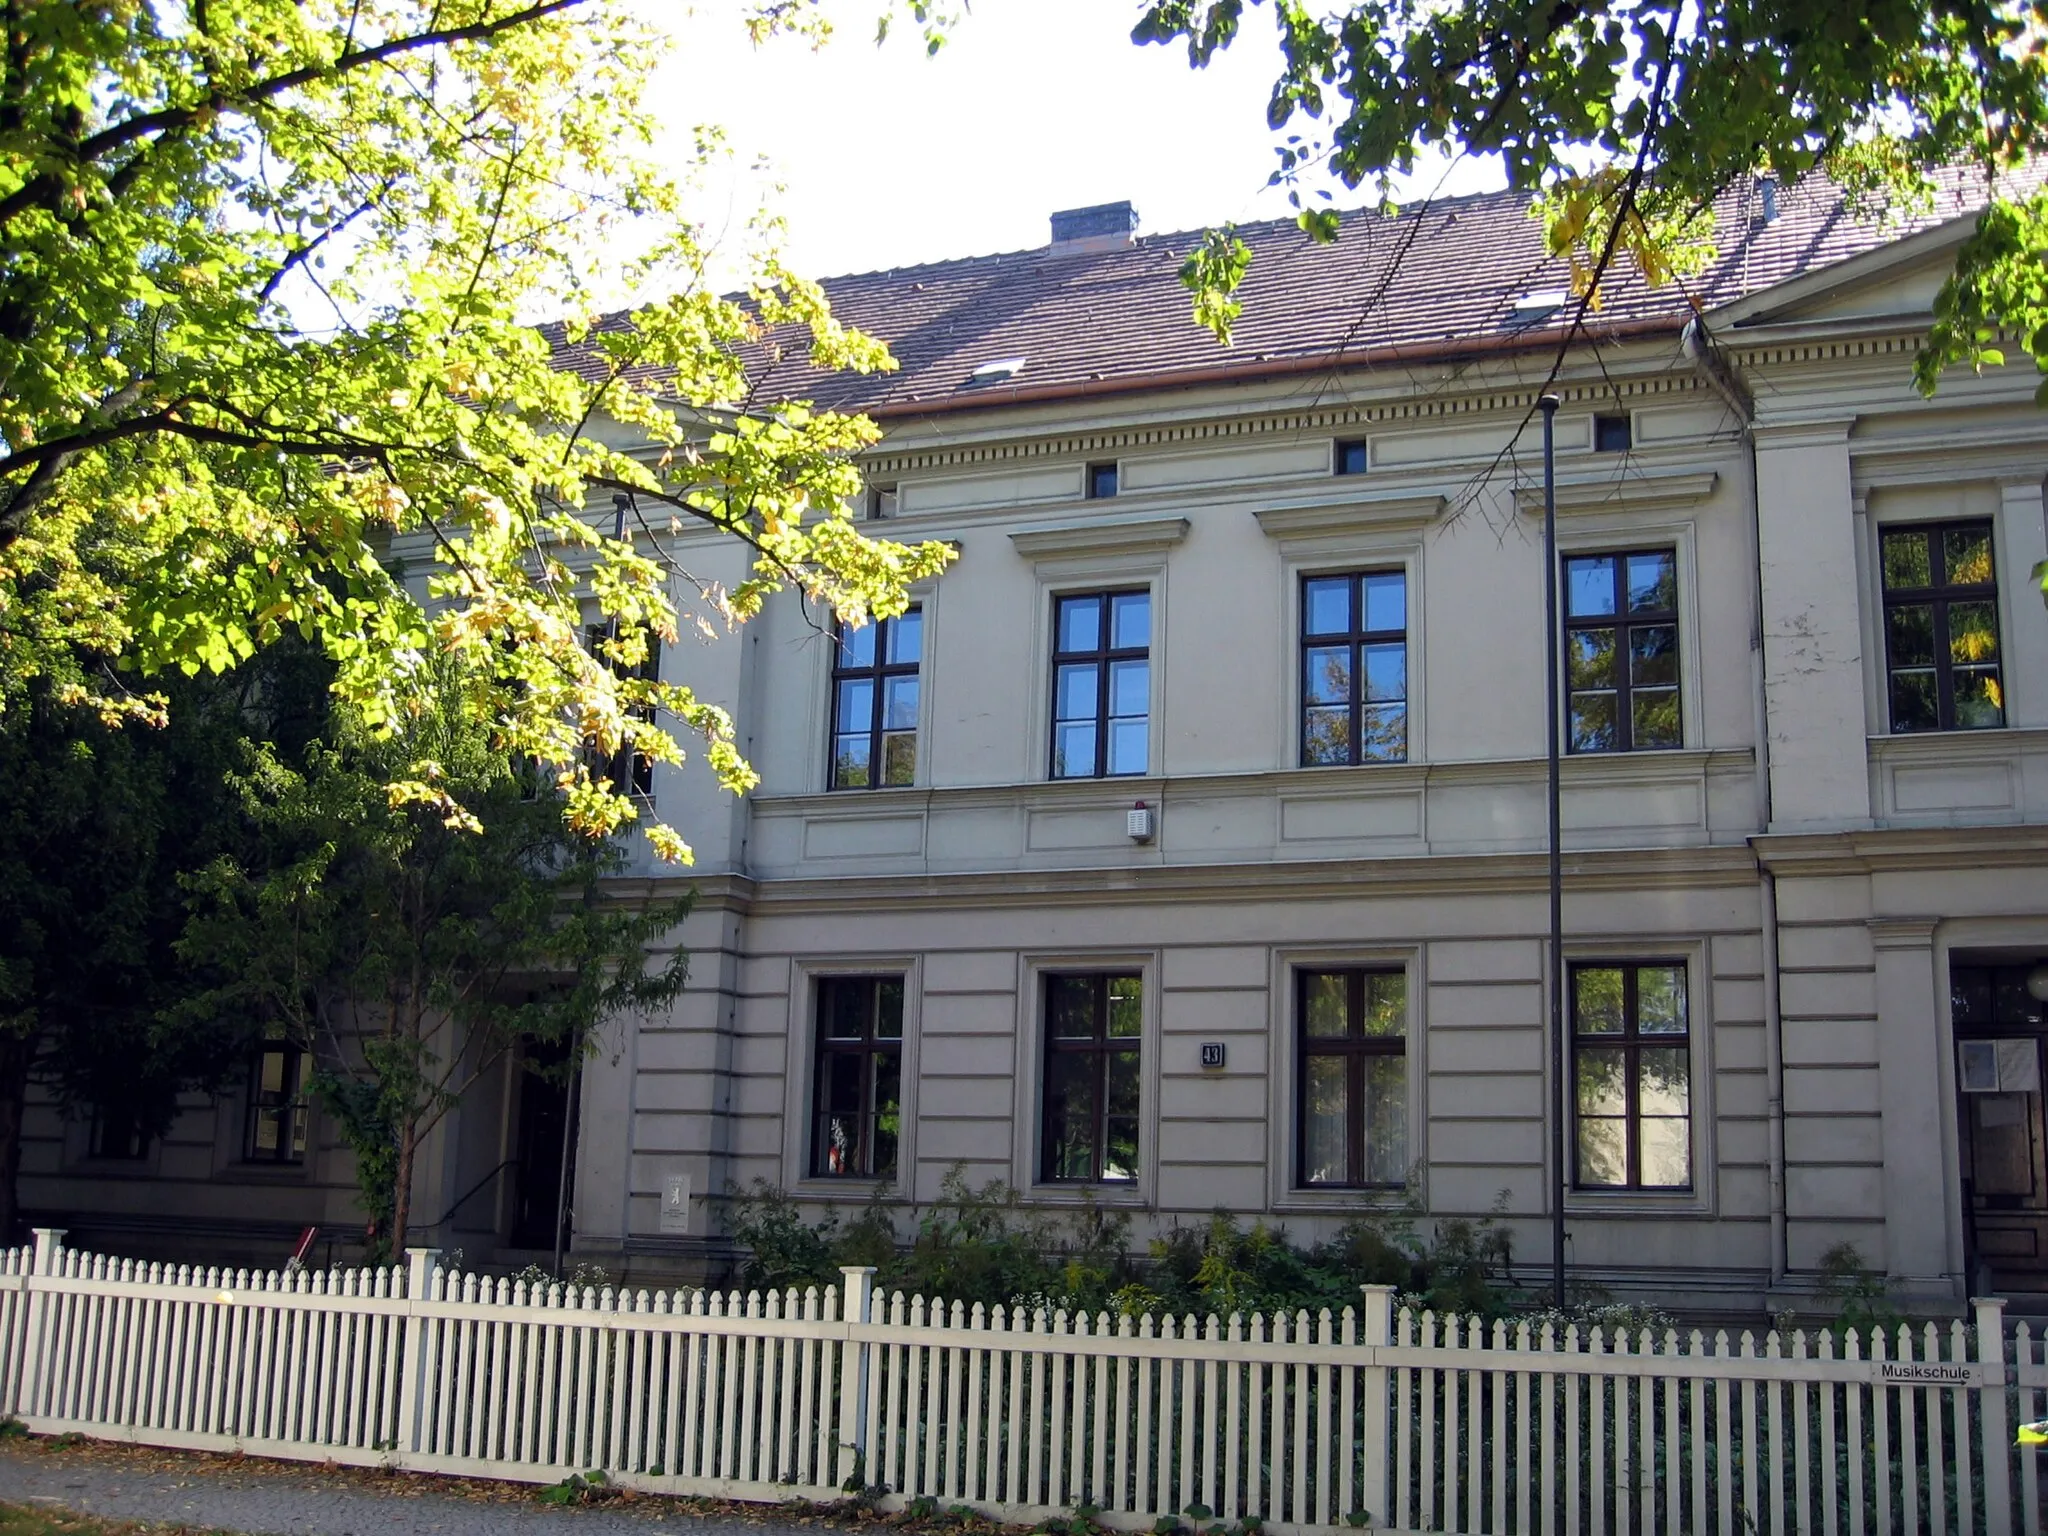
[548,171,2002,419]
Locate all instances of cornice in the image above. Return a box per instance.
[1511,468,1720,518]
[1868,917,1941,951]
[1008,515,1190,562]
[1751,823,2048,876]
[1254,492,1448,540]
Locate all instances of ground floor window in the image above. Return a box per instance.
[1571,961,1690,1189]
[246,1037,309,1164]
[1296,968,1407,1187]
[811,976,903,1179]
[88,1105,149,1161]
[1041,973,1141,1183]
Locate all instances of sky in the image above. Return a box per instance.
[645,0,1504,281]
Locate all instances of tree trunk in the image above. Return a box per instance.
[0,1026,36,1245]
[390,1116,416,1259]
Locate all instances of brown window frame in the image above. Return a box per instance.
[810,976,904,1179]
[584,624,659,799]
[1299,570,1409,766]
[1879,519,2004,734]
[1039,973,1142,1184]
[1049,590,1150,779]
[1563,547,1682,754]
[829,608,922,790]
[245,1040,309,1165]
[1570,961,1692,1192]
[1295,968,1407,1189]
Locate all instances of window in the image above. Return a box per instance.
[1297,969,1406,1187]
[585,624,659,798]
[1593,414,1633,453]
[1880,521,2003,732]
[1087,462,1120,500]
[246,1039,308,1164]
[1041,974,1141,1183]
[811,977,903,1179]
[1335,439,1369,476]
[88,1106,148,1161]
[1572,963,1690,1190]
[1564,548,1680,752]
[1050,590,1149,777]
[830,608,922,788]
[867,484,899,521]
[1300,571,1408,764]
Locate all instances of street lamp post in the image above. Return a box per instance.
[1540,394,1566,1309]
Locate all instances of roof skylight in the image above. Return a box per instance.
[967,356,1027,385]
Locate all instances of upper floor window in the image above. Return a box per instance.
[1572,962,1690,1191]
[1880,521,2003,733]
[866,484,899,521]
[1051,590,1149,778]
[1301,571,1408,765]
[1564,548,1680,753]
[1041,973,1141,1183]
[811,976,902,1179]
[246,1037,308,1165]
[1334,439,1369,476]
[1297,969,1407,1188]
[1593,414,1633,453]
[1087,462,1120,500]
[88,1105,149,1161]
[830,608,922,789]
[585,624,658,798]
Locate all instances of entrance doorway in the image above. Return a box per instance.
[510,1038,573,1254]
[1954,962,2048,1291]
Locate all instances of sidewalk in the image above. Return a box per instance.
[0,1439,874,1536]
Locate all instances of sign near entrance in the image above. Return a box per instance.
[660,1173,692,1234]
[1873,1360,1984,1388]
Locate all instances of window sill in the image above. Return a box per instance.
[1027,1182,1149,1206]
[1271,1188,1411,1217]
[1562,1188,1708,1218]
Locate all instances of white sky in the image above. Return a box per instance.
[647,0,1504,280]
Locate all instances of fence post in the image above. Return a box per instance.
[395,1247,441,1458]
[1975,1294,2013,1536]
[14,1229,65,1419]
[1359,1284,1394,1527]
[837,1265,877,1491]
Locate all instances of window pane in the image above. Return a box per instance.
[1303,707,1350,764]
[1629,625,1678,687]
[873,1052,901,1178]
[1568,629,1617,690]
[1364,973,1406,1036]
[883,676,919,731]
[1626,551,1676,613]
[1304,578,1350,636]
[837,678,875,733]
[1639,1117,1691,1187]
[1050,976,1098,1038]
[1304,647,1351,705]
[833,736,871,788]
[1566,556,1616,618]
[881,731,916,785]
[1053,722,1097,777]
[1110,591,1150,650]
[1952,969,1994,1028]
[289,1108,308,1160]
[1055,664,1098,722]
[1887,603,1935,668]
[1637,967,1687,1033]
[253,1108,281,1153]
[837,622,876,669]
[1632,687,1681,748]
[1362,642,1405,703]
[1944,524,1994,585]
[1057,596,1101,655]
[1955,668,2006,728]
[1638,1048,1690,1116]
[1575,968,1625,1033]
[824,981,871,1039]
[1361,704,1408,762]
[1889,669,1938,731]
[1950,601,2000,666]
[1363,1056,1407,1184]
[1103,1121,1138,1181]
[821,1051,866,1119]
[1569,693,1617,752]
[1108,719,1148,775]
[876,980,905,1039]
[1044,1054,1098,1180]
[1576,1048,1628,1116]
[1577,1117,1627,1186]
[1107,1048,1140,1117]
[886,609,922,664]
[1109,658,1149,718]
[1302,973,1348,1037]
[1302,1056,1349,1184]
[1363,572,1405,633]
[260,1050,286,1096]
[1108,976,1143,1037]
[1881,529,1931,590]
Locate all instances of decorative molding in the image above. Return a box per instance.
[1868,917,1941,951]
[1511,468,1719,518]
[1008,515,1190,562]
[1253,492,1447,541]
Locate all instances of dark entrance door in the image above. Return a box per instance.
[1953,963,2048,1289]
[510,1038,572,1253]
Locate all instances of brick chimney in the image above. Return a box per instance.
[1049,201,1139,257]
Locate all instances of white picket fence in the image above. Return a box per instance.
[0,1228,2042,1534]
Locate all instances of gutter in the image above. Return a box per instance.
[1684,315,1788,1289]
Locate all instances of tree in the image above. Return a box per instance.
[0,1,955,861]
[180,653,691,1259]
[1136,0,2048,402]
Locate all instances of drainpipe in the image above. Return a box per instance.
[1683,318,1788,1288]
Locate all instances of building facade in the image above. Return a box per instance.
[27,178,2048,1316]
